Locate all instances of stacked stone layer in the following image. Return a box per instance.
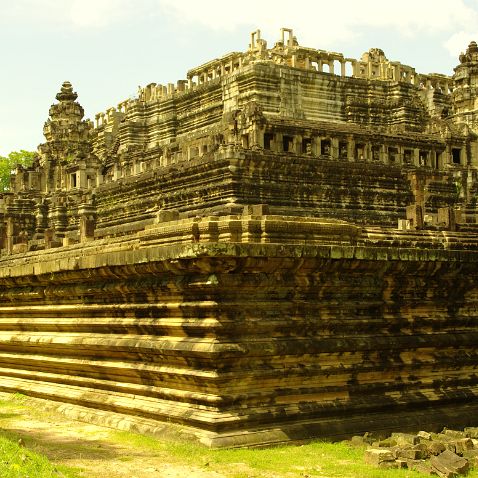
[1,216,478,446]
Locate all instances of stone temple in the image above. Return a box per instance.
[2,28,478,447]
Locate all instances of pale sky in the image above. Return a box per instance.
[2,0,478,156]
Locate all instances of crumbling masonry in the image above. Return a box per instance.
[2,29,478,446]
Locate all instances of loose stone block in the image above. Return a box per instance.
[364,448,395,466]
[431,450,470,478]
[429,442,448,456]
[465,428,478,439]
[463,449,478,466]
[391,432,420,446]
[418,431,432,441]
[454,438,474,456]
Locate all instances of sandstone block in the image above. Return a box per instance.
[465,427,478,439]
[454,438,474,456]
[395,459,408,469]
[463,449,478,466]
[431,450,470,478]
[391,432,419,446]
[350,436,367,447]
[418,431,432,441]
[364,448,395,465]
[429,441,447,456]
[394,443,429,460]
[395,446,421,460]
[443,429,465,438]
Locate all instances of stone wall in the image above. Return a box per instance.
[1,214,478,446]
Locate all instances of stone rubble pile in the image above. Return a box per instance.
[355,428,478,477]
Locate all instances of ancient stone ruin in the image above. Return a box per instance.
[2,28,478,447]
[359,428,478,476]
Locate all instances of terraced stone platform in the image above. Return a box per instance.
[3,29,478,446]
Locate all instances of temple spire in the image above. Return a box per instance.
[55,81,78,102]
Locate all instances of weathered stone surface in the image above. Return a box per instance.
[391,432,420,447]
[463,449,478,466]
[394,446,423,460]
[350,436,368,447]
[454,438,474,456]
[419,431,433,441]
[429,441,448,456]
[360,428,478,475]
[465,427,478,439]
[2,28,478,447]
[430,450,470,478]
[364,448,395,465]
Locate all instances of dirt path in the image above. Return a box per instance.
[0,394,235,478]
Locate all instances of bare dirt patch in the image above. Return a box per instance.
[0,394,229,478]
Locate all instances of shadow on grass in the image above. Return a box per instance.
[0,427,123,463]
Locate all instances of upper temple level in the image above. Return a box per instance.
[3,28,478,254]
[88,28,478,175]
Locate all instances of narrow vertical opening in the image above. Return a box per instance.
[355,143,365,160]
[321,139,331,156]
[372,145,380,161]
[339,141,348,159]
[302,138,312,155]
[283,135,294,153]
[452,148,461,165]
[388,147,398,163]
[419,151,428,167]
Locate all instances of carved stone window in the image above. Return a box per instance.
[452,148,462,165]
[339,141,348,159]
[372,145,380,161]
[321,139,331,156]
[264,133,273,150]
[355,143,365,160]
[283,135,294,152]
[302,138,312,155]
[419,151,428,166]
[388,147,398,163]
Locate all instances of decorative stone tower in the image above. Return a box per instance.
[452,41,478,120]
[38,81,98,192]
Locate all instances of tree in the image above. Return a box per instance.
[0,150,36,192]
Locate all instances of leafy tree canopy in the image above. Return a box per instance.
[0,150,36,192]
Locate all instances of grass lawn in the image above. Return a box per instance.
[111,430,428,477]
[0,430,80,478]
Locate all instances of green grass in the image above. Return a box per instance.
[0,431,80,478]
[0,395,80,478]
[111,430,428,477]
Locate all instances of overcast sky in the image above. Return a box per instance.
[2,0,478,156]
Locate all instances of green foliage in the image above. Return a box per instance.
[0,150,36,192]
